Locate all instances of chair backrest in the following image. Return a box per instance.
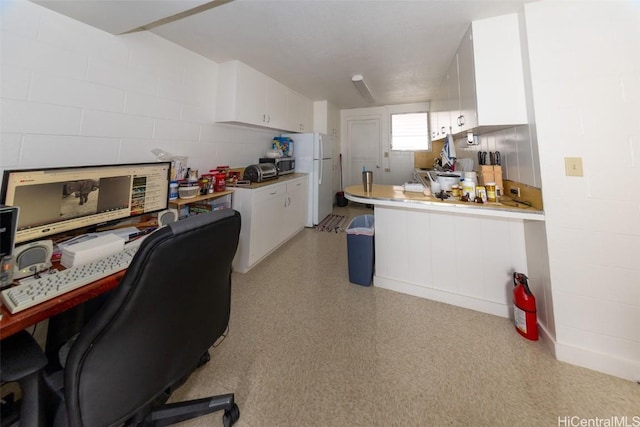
[63,209,241,426]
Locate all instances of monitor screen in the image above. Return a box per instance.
[1,162,171,244]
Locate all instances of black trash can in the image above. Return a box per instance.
[346,214,375,286]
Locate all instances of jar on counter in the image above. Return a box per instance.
[198,177,209,195]
[476,185,487,203]
[451,185,461,199]
[486,182,497,202]
[214,172,226,192]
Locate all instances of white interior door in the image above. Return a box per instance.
[346,116,381,188]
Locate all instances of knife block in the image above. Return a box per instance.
[477,165,504,195]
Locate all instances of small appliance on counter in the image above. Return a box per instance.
[259,156,295,175]
[243,163,278,183]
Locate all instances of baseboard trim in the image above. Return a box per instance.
[375,276,640,382]
[373,275,510,318]
[536,324,639,382]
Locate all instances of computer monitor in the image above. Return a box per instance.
[1,162,171,245]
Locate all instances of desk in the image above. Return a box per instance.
[0,270,124,340]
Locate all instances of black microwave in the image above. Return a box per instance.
[259,157,295,175]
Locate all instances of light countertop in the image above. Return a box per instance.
[227,172,308,190]
[345,184,544,221]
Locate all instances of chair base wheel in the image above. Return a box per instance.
[197,351,210,368]
[223,403,239,427]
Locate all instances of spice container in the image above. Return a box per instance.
[476,185,487,203]
[451,185,461,199]
[486,182,497,202]
[198,177,209,195]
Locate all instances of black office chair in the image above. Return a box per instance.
[1,330,48,426]
[38,209,242,426]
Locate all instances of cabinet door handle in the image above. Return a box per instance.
[269,191,277,195]
[457,115,465,127]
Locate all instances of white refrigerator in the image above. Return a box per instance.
[282,133,333,227]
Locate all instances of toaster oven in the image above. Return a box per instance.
[243,163,278,183]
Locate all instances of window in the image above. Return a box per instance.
[390,112,430,151]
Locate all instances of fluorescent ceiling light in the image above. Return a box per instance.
[352,74,374,103]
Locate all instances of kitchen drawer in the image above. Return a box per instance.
[287,179,305,193]
[253,183,286,203]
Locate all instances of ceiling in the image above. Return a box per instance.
[31,0,534,109]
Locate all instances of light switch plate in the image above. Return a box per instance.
[565,157,583,177]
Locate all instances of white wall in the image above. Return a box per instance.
[0,0,278,182]
[340,103,428,187]
[525,0,640,381]
[454,124,541,188]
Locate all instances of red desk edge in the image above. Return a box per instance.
[0,271,124,340]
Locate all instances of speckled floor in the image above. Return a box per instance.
[170,203,639,426]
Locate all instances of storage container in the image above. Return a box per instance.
[346,215,375,286]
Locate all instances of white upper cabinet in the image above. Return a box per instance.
[266,78,289,130]
[436,13,528,137]
[313,100,339,137]
[287,90,313,132]
[430,62,456,141]
[216,60,313,132]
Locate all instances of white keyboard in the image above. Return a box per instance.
[1,243,142,314]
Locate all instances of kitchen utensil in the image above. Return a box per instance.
[489,152,495,165]
[480,152,487,165]
[495,151,501,165]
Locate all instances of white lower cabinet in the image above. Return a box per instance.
[232,176,308,273]
[374,205,528,318]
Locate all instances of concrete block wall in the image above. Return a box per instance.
[0,0,278,179]
[524,0,640,381]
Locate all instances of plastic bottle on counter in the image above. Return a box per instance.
[462,179,476,200]
[169,181,179,200]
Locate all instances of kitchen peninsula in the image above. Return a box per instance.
[345,183,544,318]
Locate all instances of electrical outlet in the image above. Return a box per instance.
[510,187,521,197]
[565,157,584,177]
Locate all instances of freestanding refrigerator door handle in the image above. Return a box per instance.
[319,159,323,184]
[319,135,323,160]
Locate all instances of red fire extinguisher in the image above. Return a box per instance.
[513,272,538,341]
